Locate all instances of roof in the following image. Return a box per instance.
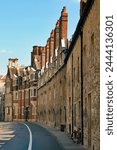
[65,0,94,63]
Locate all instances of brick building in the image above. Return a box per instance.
[4,0,99,149]
[37,0,100,150]
[5,58,38,121]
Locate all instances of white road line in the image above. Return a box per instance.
[0,143,5,148]
[0,137,12,141]
[0,143,5,144]
[0,131,15,135]
[0,134,15,138]
[23,123,32,150]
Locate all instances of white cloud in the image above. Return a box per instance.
[0,50,13,54]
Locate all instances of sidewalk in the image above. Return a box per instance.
[34,122,88,150]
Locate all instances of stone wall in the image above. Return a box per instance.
[82,0,100,149]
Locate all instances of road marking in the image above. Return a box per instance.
[0,123,15,148]
[0,131,15,135]
[0,137,11,141]
[23,123,32,150]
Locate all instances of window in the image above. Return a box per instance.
[6,107,10,115]
[16,79,18,85]
[13,91,18,100]
[73,68,75,86]
[22,107,24,115]
[30,73,35,81]
[16,92,18,100]
[34,89,37,96]
[30,88,37,97]
[91,33,94,66]
[69,97,71,117]
[13,79,18,86]
[78,57,79,83]
[83,45,87,73]
[74,104,77,126]
[55,48,58,57]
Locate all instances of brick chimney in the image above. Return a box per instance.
[54,20,60,52]
[46,39,50,68]
[49,30,54,63]
[38,46,42,69]
[45,45,47,67]
[41,47,46,68]
[8,58,18,68]
[59,6,68,47]
[33,46,39,55]
[31,45,42,69]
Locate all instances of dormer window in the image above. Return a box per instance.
[30,73,35,81]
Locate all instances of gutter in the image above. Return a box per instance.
[80,29,84,145]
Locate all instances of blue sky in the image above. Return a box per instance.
[0,0,80,74]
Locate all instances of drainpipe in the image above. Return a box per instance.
[24,82,26,120]
[72,54,74,133]
[29,84,30,119]
[11,79,13,122]
[80,29,84,145]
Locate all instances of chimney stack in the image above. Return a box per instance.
[8,58,18,68]
[59,6,68,47]
[33,46,39,55]
[54,20,60,52]
[49,30,54,63]
[46,39,50,68]
[41,47,46,68]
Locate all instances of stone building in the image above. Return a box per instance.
[81,0,100,149]
[37,1,100,150]
[4,0,100,149]
[0,75,6,121]
[37,6,68,128]
[4,58,18,121]
[5,58,38,121]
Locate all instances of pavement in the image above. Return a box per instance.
[34,122,88,150]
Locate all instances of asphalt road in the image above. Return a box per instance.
[0,122,62,150]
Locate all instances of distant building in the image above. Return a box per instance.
[0,75,6,121]
[5,58,38,121]
[4,58,18,121]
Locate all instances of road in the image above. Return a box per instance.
[0,122,62,150]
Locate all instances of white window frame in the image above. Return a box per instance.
[30,88,37,97]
